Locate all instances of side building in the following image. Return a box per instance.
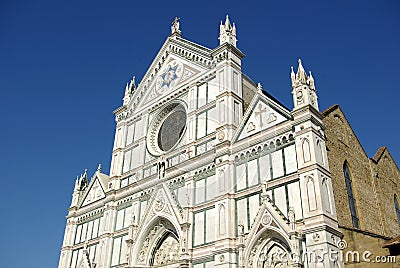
[322,105,400,266]
[59,17,346,268]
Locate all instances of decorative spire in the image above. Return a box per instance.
[290,66,295,84]
[308,71,315,89]
[224,15,231,29]
[296,59,307,83]
[291,59,315,90]
[219,15,237,47]
[97,163,102,173]
[291,59,319,111]
[73,175,80,192]
[124,82,129,96]
[79,169,88,190]
[257,82,263,91]
[170,17,181,36]
[128,76,136,93]
[123,76,136,105]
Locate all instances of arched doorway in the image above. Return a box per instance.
[134,217,181,267]
[259,240,290,268]
[150,231,180,267]
[246,229,292,268]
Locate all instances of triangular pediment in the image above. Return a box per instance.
[135,183,184,238]
[124,36,213,112]
[245,197,291,248]
[80,175,106,207]
[243,197,294,268]
[76,249,92,268]
[132,183,184,265]
[139,56,205,107]
[234,91,292,142]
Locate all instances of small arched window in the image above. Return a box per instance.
[394,195,400,224]
[344,162,359,228]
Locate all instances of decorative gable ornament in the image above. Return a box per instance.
[81,176,106,207]
[235,96,290,141]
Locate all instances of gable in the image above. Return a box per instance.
[81,177,106,207]
[125,36,213,112]
[76,249,92,268]
[139,55,206,108]
[234,92,292,142]
[322,105,370,159]
[137,184,183,230]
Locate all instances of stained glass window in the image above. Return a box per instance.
[157,104,186,152]
[394,195,400,224]
[344,162,359,228]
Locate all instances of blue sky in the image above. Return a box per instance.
[1,1,399,267]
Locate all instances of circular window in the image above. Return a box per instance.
[157,104,186,151]
[147,102,187,156]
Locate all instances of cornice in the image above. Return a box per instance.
[211,42,245,59]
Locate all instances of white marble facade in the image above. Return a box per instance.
[59,17,343,268]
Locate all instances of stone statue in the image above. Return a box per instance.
[171,17,181,35]
[238,220,244,235]
[157,156,166,179]
[261,180,268,196]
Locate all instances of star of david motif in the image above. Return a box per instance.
[160,65,178,88]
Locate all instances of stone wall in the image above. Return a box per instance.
[372,148,400,237]
[340,227,397,267]
[322,105,400,265]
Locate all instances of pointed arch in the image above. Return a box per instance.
[322,177,331,213]
[262,241,290,268]
[150,231,180,266]
[343,162,359,228]
[131,215,181,266]
[302,138,311,163]
[316,139,324,165]
[394,194,400,224]
[245,228,292,268]
[306,177,317,211]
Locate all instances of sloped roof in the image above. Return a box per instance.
[321,104,395,165]
[321,104,339,117]
[372,146,387,163]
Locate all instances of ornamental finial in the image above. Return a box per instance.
[296,58,306,83]
[308,71,315,89]
[291,66,295,84]
[225,15,231,29]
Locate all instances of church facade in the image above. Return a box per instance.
[58,17,345,268]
